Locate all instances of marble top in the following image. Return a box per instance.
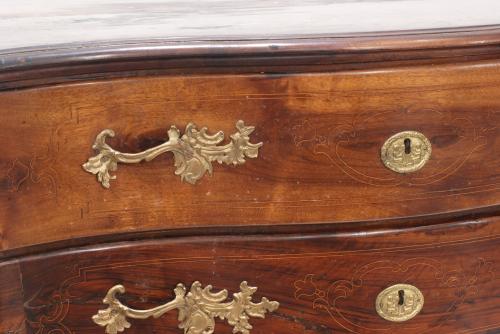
[2,0,500,50]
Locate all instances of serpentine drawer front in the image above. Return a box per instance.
[2,220,499,334]
[3,62,500,250]
[2,4,500,334]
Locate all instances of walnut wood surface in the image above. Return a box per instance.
[0,261,25,333]
[1,16,500,334]
[1,217,499,334]
[2,59,500,252]
[3,26,500,91]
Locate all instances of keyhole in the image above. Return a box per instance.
[404,138,411,154]
[398,290,405,305]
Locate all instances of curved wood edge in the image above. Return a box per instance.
[5,210,500,334]
[1,210,498,268]
[2,25,500,91]
[2,213,499,334]
[1,204,499,262]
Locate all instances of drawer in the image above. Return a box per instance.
[2,218,499,334]
[2,60,500,252]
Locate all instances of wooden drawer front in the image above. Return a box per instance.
[2,60,500,251]
[2,219,499,334]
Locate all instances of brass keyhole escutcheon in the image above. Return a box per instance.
[376,284,424,322]
[381,131,431,173]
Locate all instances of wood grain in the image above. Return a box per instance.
[1,12,500,334]
[2,60,500,252]
[0,261,26,334]
[3,26,500,91]
[3,4,500,97]
[2,217,498,334]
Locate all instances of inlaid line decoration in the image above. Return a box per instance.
[92,281,279,334]
[83,120,262,188]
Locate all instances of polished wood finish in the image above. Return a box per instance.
[2,59,500,252]
[0,261,25,333]
[2,218,499,334]
[2,14,500,333]
[3,26,500,91]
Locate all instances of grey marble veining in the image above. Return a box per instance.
[1,0,499,50]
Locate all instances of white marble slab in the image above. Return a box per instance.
[1,0,500,50]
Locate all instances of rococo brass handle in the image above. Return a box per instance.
[92,281,279,334]
[83,120,262,188]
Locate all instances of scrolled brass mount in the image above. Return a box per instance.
[83,120,262,188]
[92,281,279,334]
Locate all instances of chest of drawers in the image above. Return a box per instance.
[1,2,500,333]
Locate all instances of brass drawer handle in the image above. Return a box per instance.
[83,120,262,188]
[92,281,279,334]
[381,131,431,173]
[376,284,424,322]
